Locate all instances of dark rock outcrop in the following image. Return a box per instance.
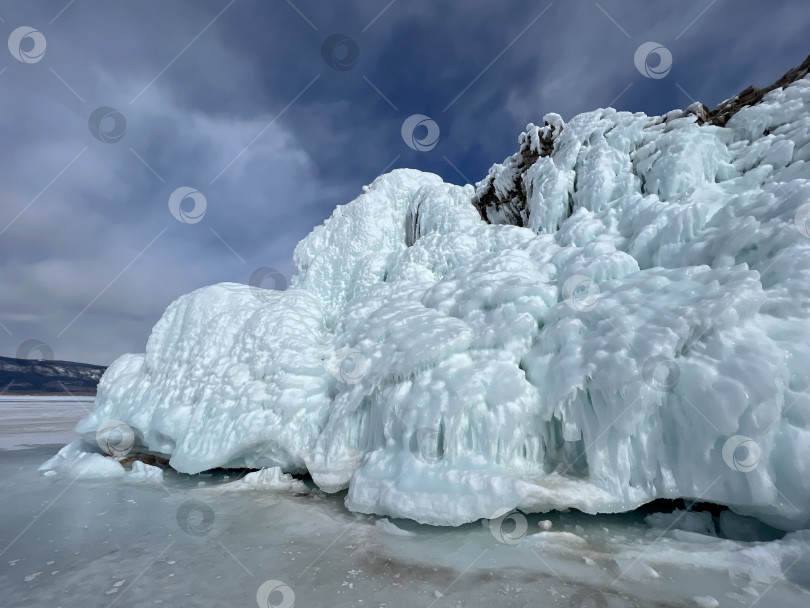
[472,53,810,226]
[706,53,810,126]
[471,114,562,226]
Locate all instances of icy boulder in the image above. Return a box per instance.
[213,467,309,493]
[39,441,163,483]
[40,441,126,479]
[72,69,810,530]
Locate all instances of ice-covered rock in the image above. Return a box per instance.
[214,467,309,493]
[70,62,810,530]
[39,441,166,482]
[375,518,415,537]
[126,461,164,483]
[40,441,126,479]
[692,595,719,608]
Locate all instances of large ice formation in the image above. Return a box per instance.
[66,61,810,529]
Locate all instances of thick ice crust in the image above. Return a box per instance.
[74,76,810,529]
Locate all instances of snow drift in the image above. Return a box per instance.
[64,61,810,530]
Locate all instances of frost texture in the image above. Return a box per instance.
[75,76,810,529]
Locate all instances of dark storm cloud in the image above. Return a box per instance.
[0,0,806,364]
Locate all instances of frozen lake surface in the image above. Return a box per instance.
[1,397,809,608]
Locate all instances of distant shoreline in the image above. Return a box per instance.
[0,392,97,398]
[1,355,105,398]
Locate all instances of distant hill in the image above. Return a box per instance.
[0,356,106,396]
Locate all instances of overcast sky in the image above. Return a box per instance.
[0,0,807,365]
